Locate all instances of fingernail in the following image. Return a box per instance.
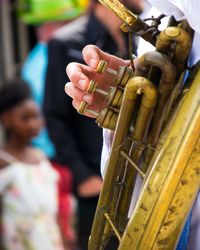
[89,58,97,68]
[83,94,93,105]
[64,83,69,93]
[79,79,87,90]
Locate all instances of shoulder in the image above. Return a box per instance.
[39,159,59,182]
[0,158,9,170]
[52,15,89,42]
[48,16,89,56]
[29,148,47,162]
[0,148,14,169]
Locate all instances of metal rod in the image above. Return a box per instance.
[109,106,120,113]
[96,88,108,96]
[120,150,146,178]
[78,102,88,115]
[87,109,99,117]
[105,67,117,76]
[104,213,122,242]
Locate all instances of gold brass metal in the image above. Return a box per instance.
[118,66,200,250]
[75,1,199,249]
[96,107,119,131]
[107,88,123,108]
[78,60,109,115]
[156,26,192,73]
[78,60,134,125]
[88,76,157,250]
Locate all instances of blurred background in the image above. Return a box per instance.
[0,0,147,249]
[0,0,34,85]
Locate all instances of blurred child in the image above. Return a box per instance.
[18,2,89,245]
[0,79,65,250]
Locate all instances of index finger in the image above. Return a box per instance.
[66,62,93,91]
[82,44,130,70]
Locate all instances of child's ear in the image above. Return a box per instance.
[1,112,12,129]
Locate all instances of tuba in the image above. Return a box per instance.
[78,0,200,249]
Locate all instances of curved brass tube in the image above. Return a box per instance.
[135,51,176,145]
[88,76,157,250]
[114,74,159,232]
[136,51,176,84]
[156,27,192,72]
[113,52,177,230]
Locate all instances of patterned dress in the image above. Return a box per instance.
[0,149,64,250]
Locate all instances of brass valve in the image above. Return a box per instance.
[78,60,111,115]
[78,60,134,116]
[77,60,134,130]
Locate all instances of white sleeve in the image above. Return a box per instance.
[0,167,13,193]
[147,0,184,20]
[147,0,200,34]
[101,129,114,178]
[137,7,170,57]
[170,0,200,34]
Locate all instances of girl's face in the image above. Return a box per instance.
[4,99,43,141]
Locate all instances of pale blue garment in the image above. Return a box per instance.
[21,43,55,158]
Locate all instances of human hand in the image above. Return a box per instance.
[77,175,103,197]
[65,45,129,118]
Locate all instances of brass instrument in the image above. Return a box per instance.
[78,0,200,249]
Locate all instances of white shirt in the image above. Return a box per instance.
[0,149,64,250]
[101,1,200,249]
[148,0,200,66]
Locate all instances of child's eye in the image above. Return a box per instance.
[20,114,30,121]
[20,112,41,121]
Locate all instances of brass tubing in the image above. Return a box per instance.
[136,51,176,84]
[115,105,155,232]
[113,138,134,233]
[129,66,160,161]
[101,150,130,248]
[118,67,200,250]
[89,81,137,250]
[100,225,112,250]
[114,51,175,233]
[154,138,200,249]
[114,160,136,233]
[115,76,157,233]
[135,51,176,146]
[156,26,192,71]
[88,76,157,250]
[143,77,190,174]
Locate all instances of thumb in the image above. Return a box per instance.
[82,44,129,70]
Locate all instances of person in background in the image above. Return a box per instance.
[19,0,88,159]
[18,1,89,248]
[43,1,144,249]
[0,79,64,250]
[65,0,200,249]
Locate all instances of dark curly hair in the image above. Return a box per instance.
[0,78,32,115]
